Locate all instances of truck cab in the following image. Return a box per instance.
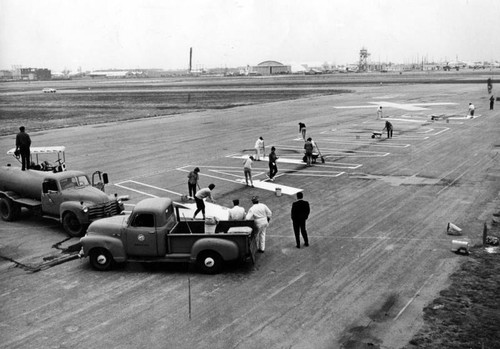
[81,197,257,274]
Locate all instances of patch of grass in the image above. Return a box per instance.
[0,84,350,136]
[405,246,500,349]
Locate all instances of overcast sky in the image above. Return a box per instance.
[1,0,499,72]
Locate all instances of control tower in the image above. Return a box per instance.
[359,47,370,72]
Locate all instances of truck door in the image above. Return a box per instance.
[41,179,63,216]
[125,213,158,256]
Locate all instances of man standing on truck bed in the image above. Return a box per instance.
[193,184,215,220]
[246,196,272,253]
[15,126,31,171]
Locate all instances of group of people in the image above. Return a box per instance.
[187,169,312,252]
[188,181,275,253]
[299,123,323,166]
[228,193,310,251]
[252,137,279,181]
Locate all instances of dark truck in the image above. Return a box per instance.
[0,146,124,237]
[80,197,257,274]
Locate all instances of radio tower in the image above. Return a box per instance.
[359,47,370,72]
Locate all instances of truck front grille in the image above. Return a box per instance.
[88,201,121,220]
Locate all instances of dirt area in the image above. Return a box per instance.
[404,220,500,349]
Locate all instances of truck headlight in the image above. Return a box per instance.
[82,206,89,213]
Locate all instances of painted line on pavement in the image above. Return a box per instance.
[177,166,303,195]
[227,153,363,167]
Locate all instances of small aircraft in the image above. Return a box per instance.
[442,61,468,71]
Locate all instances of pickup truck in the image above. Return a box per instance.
[80,197,258,274]
[0,146,124,237]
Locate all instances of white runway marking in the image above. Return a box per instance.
[313,139,411,148]
[417,127,450,135]
[227,154,363,168]
[116,180,230,219]
[115,180,181,197]
[235,179,302,195]
[334,101,457,111]
[177,165,304,195]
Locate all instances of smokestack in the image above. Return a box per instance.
[189,47,192,73]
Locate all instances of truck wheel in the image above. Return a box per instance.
[0,198,21,221]
[197,251,223,274]
[89,248,114,271]
[62,212,86,237]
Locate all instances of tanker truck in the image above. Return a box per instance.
[0,147,125,237]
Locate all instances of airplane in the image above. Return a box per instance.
[442,60,468,71]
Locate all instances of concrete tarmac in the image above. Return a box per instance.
[0,81,499,348]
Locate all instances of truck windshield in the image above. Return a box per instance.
[59,175,90,190]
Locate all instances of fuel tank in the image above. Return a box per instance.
[0,166,109,203]
[0,166,47,200]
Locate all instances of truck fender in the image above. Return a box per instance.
[80,235,127,263]
[191,238,239,262]
[60,201,89,224]
[0,191,22,201]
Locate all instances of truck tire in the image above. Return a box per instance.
[89,248,114,271]
[0,197,21,221]
[197,251,223,274]
[62,212,86,237]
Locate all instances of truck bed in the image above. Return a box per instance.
[165,220,257,262]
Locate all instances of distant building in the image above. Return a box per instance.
[0,70,13,80]
[20,68,51,80]
[251,61,291,75]
[88,70,146,78]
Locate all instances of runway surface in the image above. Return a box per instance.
[1,81,499,348]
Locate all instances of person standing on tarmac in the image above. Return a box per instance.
[468,103,475,117]
[291,192,310,249]
[228,199,246,221]
[243,156,254,187]
[254,137,265,161]
[187,167,200,198]
[298,122,306,140]
[268,146,279,181]
[490,96,495,110]
[15,126,31,171]
[383,121,393,139]
[304,138,314,167]
[193,184,215,220]
[246,196,272,253]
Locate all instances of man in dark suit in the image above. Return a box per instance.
[291,192,310,248]
[16,126,31,171]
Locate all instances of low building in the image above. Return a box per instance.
[20,68,51,80]
[88,70,146,78]
[251,61,291,75]
[0,70,13,80]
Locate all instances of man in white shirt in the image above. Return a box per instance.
[468,103,475,117]
[245,196,272,253]
[254,137,265,161]
[243,156,254,187]
[228,199,246,221]
[193,184,215,220]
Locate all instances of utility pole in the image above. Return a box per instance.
[189,47,192,74]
